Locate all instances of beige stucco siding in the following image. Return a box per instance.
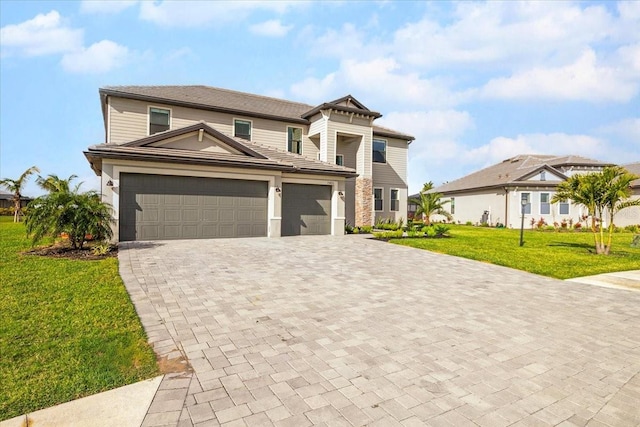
[372,138,408,186]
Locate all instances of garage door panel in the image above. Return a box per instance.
[164,195,181,205]
[164,209,181,222]
[282,183,331,236]
[184,195,199,206]
[202,209,218,221]
[142,209,158,222]
[183,209,199,222]
[182,225,198,239]
[119,174,267,241]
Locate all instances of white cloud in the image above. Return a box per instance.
[139,1,299,27]
[480,49,638,102]
[290,58,468,109]
[61,40,129,73]
[597,117,640,139]
[380,110,475,192]
[463,133,605,167]
[0,10,83,56]
[249,20,293,37]
[80,1,137,14]
[392,2,617,70]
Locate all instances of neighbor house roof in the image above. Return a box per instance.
[99,85,414,141]
[85,122,358,178]
[432,154,613,195]
[623,162,640,188]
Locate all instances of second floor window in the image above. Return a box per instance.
[287,127,302,154]
[149,107,170,135]
[373,139,386,163]
[234,119,251,140]
[336,154,344,166]
[390,189,399,211]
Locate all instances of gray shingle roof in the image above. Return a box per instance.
[85,122,357,178]
[99,85,414,141]
[623,162,640,188]
[433,154,613,194]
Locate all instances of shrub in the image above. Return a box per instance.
[406,230,422,238]
[359,225,372,234]
[26,190,113,250]
[624,224,640,233]
[434,224,450,237]
[345,223,354,234]
[536,218,547,229]
[373,230,403,240]
[465,221,473,226]
[574,222,583,230]
[352,227,360,234]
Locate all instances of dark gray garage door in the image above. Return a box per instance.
[119,174,268,241]
[281,183,331,236]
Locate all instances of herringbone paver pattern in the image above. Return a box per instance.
[119,236,640,426]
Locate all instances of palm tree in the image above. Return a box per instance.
[410,181,453,226]
[0,166,40,222]
[36,174,78,194]
[552,166,639,255]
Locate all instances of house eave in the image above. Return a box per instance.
[99,88,311,125]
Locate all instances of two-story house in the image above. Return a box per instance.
[84,86,414,241]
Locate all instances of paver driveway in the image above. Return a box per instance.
[119,235,640,427]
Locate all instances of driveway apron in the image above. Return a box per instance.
[119,235,640,427]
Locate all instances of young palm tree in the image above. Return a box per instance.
[36,174,78,194]
[552,166,639,254]
[410,181,453,226]
[0,166,40,222]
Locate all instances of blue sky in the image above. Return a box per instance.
[1,1,639,197]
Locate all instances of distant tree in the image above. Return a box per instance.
[0,166,40,222]
[410,181,453,226]
[552,166,640,255]
[26,175,113,249]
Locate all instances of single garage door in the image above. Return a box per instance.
[281,183,331,236]
[119,173,268,241]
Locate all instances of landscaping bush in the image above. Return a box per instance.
[373,230,403,240]
[434,224,450,237]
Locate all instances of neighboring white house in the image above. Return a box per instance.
[84,85,414,241]
[416,154,618,228]
[617,162,640,227]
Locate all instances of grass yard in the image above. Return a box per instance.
[0,217,158,421]
[392,225,640,279]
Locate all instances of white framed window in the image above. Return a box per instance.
[540,170,546,181]
[559,201,570,215]
[540,193,550,215]
[390,189,399,211]
[234,119,252,140]
[374,188,383,211]
[521,193,531,214]
[336,154,344,166]
[373,139,386,163]
[287,127,302,154]
[149,107,170,135]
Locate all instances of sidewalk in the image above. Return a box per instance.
[565,269,640,291]
[0,376,163,427]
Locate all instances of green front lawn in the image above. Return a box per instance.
[0,217,158,421]
[392,225,640,279]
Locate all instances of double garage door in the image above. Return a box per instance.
[119,174,331,241]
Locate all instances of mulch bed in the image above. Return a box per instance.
[23,243,117,260]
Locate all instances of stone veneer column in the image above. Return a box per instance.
[355,177,373,227]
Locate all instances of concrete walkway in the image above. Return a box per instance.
[0,376,163,427]
[566,269,640,292]
[116,235,640,426]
